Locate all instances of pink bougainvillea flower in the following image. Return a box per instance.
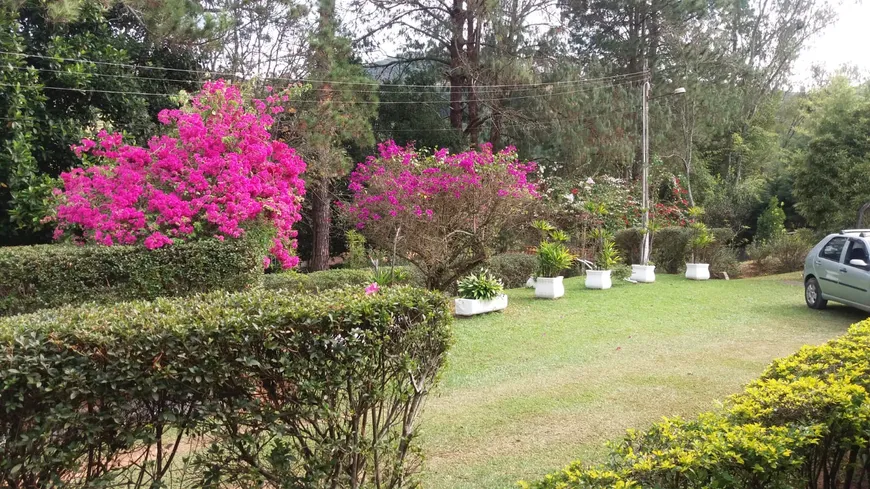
[53,80,307,268]
[343,141,539,290]
[344,140,538,230]
[365,282,380,295]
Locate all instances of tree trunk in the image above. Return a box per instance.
[309,0,335,272]
[491,109,502,148]
[466,0,480,143]
[449,0,465,131]
[310,178,331,271]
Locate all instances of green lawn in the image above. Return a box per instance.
[418,273,868,489]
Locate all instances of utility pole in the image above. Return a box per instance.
[640,60,651,266]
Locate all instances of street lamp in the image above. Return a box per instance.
[638,83,686,276]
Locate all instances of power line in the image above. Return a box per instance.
[0,50,648,89]
[2,100,645,134]
[0,82,176,98]
[0,76,643,104]
[6,64,644,95]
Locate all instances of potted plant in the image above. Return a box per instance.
[686,207,715,280]
[454,269,508,316]
[631,220,660,283]
[533,221,574,299]
[583,230,621,289]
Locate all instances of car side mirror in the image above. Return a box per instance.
[849,259,868,268]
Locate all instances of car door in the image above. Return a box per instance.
[813,236,849,300]
[837,239,870,308]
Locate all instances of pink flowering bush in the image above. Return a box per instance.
[344,141,538,290]
[52,80,307,268]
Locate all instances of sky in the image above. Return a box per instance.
[791,1,870,86]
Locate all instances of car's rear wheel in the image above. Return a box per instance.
[805,277,828,309]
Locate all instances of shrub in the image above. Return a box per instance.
[457,269,504,300]
[477,253,538,289]
[262,266,414,292]
[748,230,814,274]
[710,245,742,278]
[0,286,451,488]
[645,226,735,274]
[611,263,632,281]
[687,208,715,263]
[534,222,575,278]
[756,196,787,242]
[710,227,736,246]
[371,263,411,287]
[614,227,642,264]
[538,241,574,277]
[650,227,691,273]
[344,141,538,290]
[707,227,741,278]
[522,319,870,489]
[596,236,621,270]
[0,239,263,316]
[344,229,369,269]
[52,80,306,268]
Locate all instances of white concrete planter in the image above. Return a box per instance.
[454,294,508,316]
[535,276,564,299]
[630,264,656,283]
[685,263,710,280]
[585,270,613,289]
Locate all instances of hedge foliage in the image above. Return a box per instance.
[262,266,418,292]
[747,229,815,274]
[615,227,738,277]
[0,239,263,316]
[263,255,537,295]
[0,286,452,488]
[522,319,870,489]
[477,253,539,289]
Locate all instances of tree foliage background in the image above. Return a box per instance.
[1,0,860,258]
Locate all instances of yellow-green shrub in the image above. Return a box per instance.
[523,319,870,489]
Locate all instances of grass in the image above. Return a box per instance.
[418,272,868,489]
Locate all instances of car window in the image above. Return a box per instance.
[846,240,870,266]
[820,237,847,262]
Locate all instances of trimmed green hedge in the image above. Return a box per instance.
[0,286,452,487]
[0,239,263,316]
[263,266,418,292]
[615,227,737,276]
[265,255,537,294]
[522,319,870,489]
[613,228,643,264]
[476,253,538,289]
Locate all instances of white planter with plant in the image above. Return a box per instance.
[454,270,507,316]
[581,229,620,290]
[630,264,656,283]
[585,269,612,289]
[533,221,574,299]
[685,207,714,281]
[685,263,710,280]
[534,276,565,299]
[631,224,658,283]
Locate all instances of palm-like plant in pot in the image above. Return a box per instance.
[686,207,715,280]
[533,221,574,299]
[581,229,621,289]
[454,269,507,316]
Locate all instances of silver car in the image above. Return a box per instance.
[804,230,870,312]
